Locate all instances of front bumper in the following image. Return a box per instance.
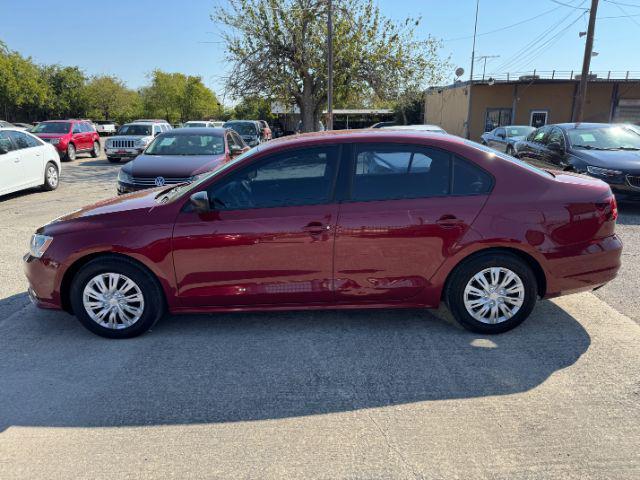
[106,147,144,159]
[23,253,63,310]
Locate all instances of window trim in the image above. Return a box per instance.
[205,144,343,212]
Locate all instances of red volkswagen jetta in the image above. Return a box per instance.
[24,130,622,338]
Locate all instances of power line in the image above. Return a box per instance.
[550,0,589,8]
[609,1,640,26]
[443,6,563,41]
[603,0,640,7]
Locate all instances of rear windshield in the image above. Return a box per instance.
[32,122,71,134]
[186,122,207,128]
[224,122,258,136]
[117,124,152,136]
[466,140,553,177]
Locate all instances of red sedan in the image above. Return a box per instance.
[24,130,622,338]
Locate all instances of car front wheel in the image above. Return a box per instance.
[506,145,515,156]
[70,256,165,338]
[445,252,537,334]
[65,143,76,161]
[42,162,59,191]
[91,141,100,158]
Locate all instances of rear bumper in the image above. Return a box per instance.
[543,234,623,298]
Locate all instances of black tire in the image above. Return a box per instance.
[506,145,514,156]
[481,141,488,146]
[69,256,166,339]
[64,143,76,162]
[42,162,59,191]
[91,141,100,158]
[445,252,538,334]
[107,157,120,164]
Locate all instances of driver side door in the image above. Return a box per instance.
[171,145,341,307]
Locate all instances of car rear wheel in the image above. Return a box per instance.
[65,143,76,162]
[70,257,165,338]
[445,253,537,334]
[91,141,100,158]
[42,162,59,191]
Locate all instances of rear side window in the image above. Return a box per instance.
[351,145,450,201]
[452,156,492,195]
[0,131,15,153]
[8,131,40,149]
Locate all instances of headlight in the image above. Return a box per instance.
[49,138,60,145]
[29,234,53,258]
[118,169,134,183]
[586,166,623,178]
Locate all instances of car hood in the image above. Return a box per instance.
[43,188,166,234]
[571,148,640,173]
[122,154,228,177]
[34,133,68,139]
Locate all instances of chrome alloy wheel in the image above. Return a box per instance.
[82,273,145,329]
[46,165,58,188]
[463,267,525,324]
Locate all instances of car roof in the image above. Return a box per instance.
[165,127,226,135]
[133,119,169,123]
[383,124,444,130]
[225,120,256,124]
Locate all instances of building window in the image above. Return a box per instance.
[530,110,548,128]
[484,108,512,132]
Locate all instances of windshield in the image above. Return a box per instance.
[186,122,207,128]
[506,126,535,137]
[567,126,640,150]
[146,133,225,156]
[225,122,257,136]
[32,122,71,134]
[157,147,261,204]
[117,124,152,136]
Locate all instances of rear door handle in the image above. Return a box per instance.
[436,214,464,227]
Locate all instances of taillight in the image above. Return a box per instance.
[610,195,618,221]
[595,195,618,222]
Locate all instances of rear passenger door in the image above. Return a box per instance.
[334,143,493,303]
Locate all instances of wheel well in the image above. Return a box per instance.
[59,252,166,313]
[443,247,547,299]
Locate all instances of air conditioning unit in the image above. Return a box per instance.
[519,75,540,81]
[574,74,598,80]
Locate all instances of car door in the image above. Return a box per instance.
[0,131,22,194]
[492,127,507,152]
[518,127,549,168]
[539,126,568,169]
[71,122,85,150]
[172,145,341,307]
[333,143,493,303]
[7,131,43,186]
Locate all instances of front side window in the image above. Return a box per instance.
[546,127,565,148]
[495,128,506,138]
[72,123,82,134]
[532,128,547,143]
[208,146,339,210]
[351,145,450,201]
[8,131,38,149]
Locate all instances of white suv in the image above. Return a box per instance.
[105,121,171,163]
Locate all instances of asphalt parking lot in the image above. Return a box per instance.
[1,143,639,479]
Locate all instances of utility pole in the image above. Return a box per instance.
[326,0,334,131]
[477,55,500,80]
[465,0,480,139]
[573,0,599,122]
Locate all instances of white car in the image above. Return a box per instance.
[105,121,170,163]
[94,120,118,136]
[0,128,61,196]
[183,120,225,128]
[381,124,447,134]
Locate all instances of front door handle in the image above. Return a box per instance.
[436,214,464,228]
[303,222,331,234]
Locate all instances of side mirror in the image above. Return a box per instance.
[497,133,505,139]
[189,191,210,213]
[548,141,563,152]
[230,145,243,156]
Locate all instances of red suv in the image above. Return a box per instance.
[24,131,622,338]
[31,120,101,161]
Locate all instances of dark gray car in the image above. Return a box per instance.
[481,125,535,155]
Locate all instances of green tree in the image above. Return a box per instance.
[232,96,275,121]
[141,70,222,123]
[0,47,49,121]
[215,0,448,132]
[41,65,89,119]
[85,75,135,121]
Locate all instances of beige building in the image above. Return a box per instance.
[425,76,640,141]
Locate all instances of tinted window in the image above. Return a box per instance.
[532,128,547,143]
[452,156,492,195]
[209,146,338,210]
[72,123,82,134]
[8,131,39,149]
[351,145,450,201]
[0,131,15,153]
[32,122,71,134]
[546,127,565,148]
[495,128,505,138]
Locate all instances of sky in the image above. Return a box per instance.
[1,0,639,105]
